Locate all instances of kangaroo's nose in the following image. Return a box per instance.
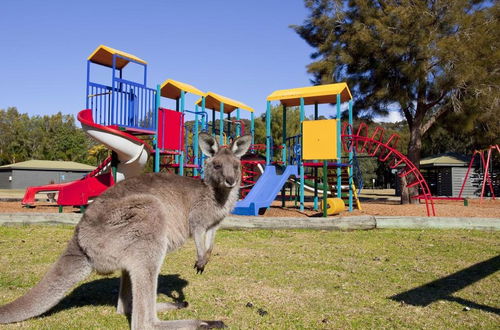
[225,177,235,187]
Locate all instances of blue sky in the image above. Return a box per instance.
[0,0,401,122]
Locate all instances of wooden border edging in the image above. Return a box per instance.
[222,216,376,230]
[375,216,500,231]
[0,213,499,231]
[0,213,81,226]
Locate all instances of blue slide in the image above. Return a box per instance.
[232,165,298,216]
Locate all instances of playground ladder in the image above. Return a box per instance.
[338,167,362,210]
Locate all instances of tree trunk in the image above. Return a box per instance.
[401,118,423,204]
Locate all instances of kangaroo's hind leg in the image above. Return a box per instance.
[128,258,225,329]
[117,270,132,315]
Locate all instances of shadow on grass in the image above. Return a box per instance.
[390,255,500,315]
[45,274,188,316]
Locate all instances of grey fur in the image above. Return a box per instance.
[0,133,251,329]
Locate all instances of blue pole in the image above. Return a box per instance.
[336,94,342,199]
[219,102,224,145]
[300,97,305,212]
[348,99,353,211]
[86,61,90,109]
[111,54,116,126]
[179,90,185,176]
[154,85,161,173]
[194,105,200,177]
[265,101,271,164]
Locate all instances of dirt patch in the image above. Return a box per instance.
[1,198,499,218]
[265,199,500,218]
[0,201,79,214]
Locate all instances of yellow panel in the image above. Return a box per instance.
[87,45,147,69]
[160,79,205,99]
[302,119,337,160]
[267,82,352,106]
[195,92,254,113]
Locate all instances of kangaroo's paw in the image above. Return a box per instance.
[194,259,208,274]
[156,301,189,312]
[199,320,227,329]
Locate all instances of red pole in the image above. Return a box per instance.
[483,146,496,200]
[458,151,478,199]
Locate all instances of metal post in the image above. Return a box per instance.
[236,108,241,136]
[227,112,231,139]
[251,112,255,145]
[201,97,207,179]
[281,105,287,207]
[314,102,319,211]
[336,94,342,198]
[300,97,305,211]
[348,99,353,211]
[154,84,161,172]
[212,109,216,136]
[179,90,185,176]
[194,105,199,177]
[111,54,116,126]
[265,101,271,165]
[282,105,287,164]
[323,161,328,217]
[219,102,224,145]
[86,61,90,109]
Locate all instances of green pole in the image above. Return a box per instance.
[174,97,179,167]
[348,99,353,211]
[323,161,328,217]
[219,102,224,145]
[265,101,271,164]
[314,102,319,210]
[336,94,342,198]
[194,104,199,177]
[201,97,206,179]
[179,90,185,176]
[236,108,241,136]
[299,97,305,212]
[212,109,216,136]
[251,112,255,145]
[154,84,161,172]
[282,105,287,164]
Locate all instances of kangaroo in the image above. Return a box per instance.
[0,132,251,329]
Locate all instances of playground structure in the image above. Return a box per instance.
[22,45,255,209]
[457,145,499,201]
[22,45,440,217]
[233,83,437,217]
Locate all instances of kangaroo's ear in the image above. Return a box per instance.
[230,134,252,158]
[199,133,219,158]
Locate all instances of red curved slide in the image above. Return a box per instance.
[22,109,152,207]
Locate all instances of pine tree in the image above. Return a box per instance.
[293,0,498,203]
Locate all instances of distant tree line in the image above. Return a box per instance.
[0,107,98,166]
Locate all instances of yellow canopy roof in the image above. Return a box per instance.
[195,92,254,113]
[266,82,352,107]
[87,45,147,70]
[160,79,205,99]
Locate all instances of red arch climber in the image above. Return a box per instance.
[341,123,436,217]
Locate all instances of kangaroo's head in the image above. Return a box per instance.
[199,133,252,190]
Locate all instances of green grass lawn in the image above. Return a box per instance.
[0,225,498,329]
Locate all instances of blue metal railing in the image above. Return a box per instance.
[286,135,302,165]
[87,79,156,131]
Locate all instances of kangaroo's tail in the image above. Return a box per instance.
[0,233,92,324]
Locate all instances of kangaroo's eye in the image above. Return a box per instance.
[214,164,222,170]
